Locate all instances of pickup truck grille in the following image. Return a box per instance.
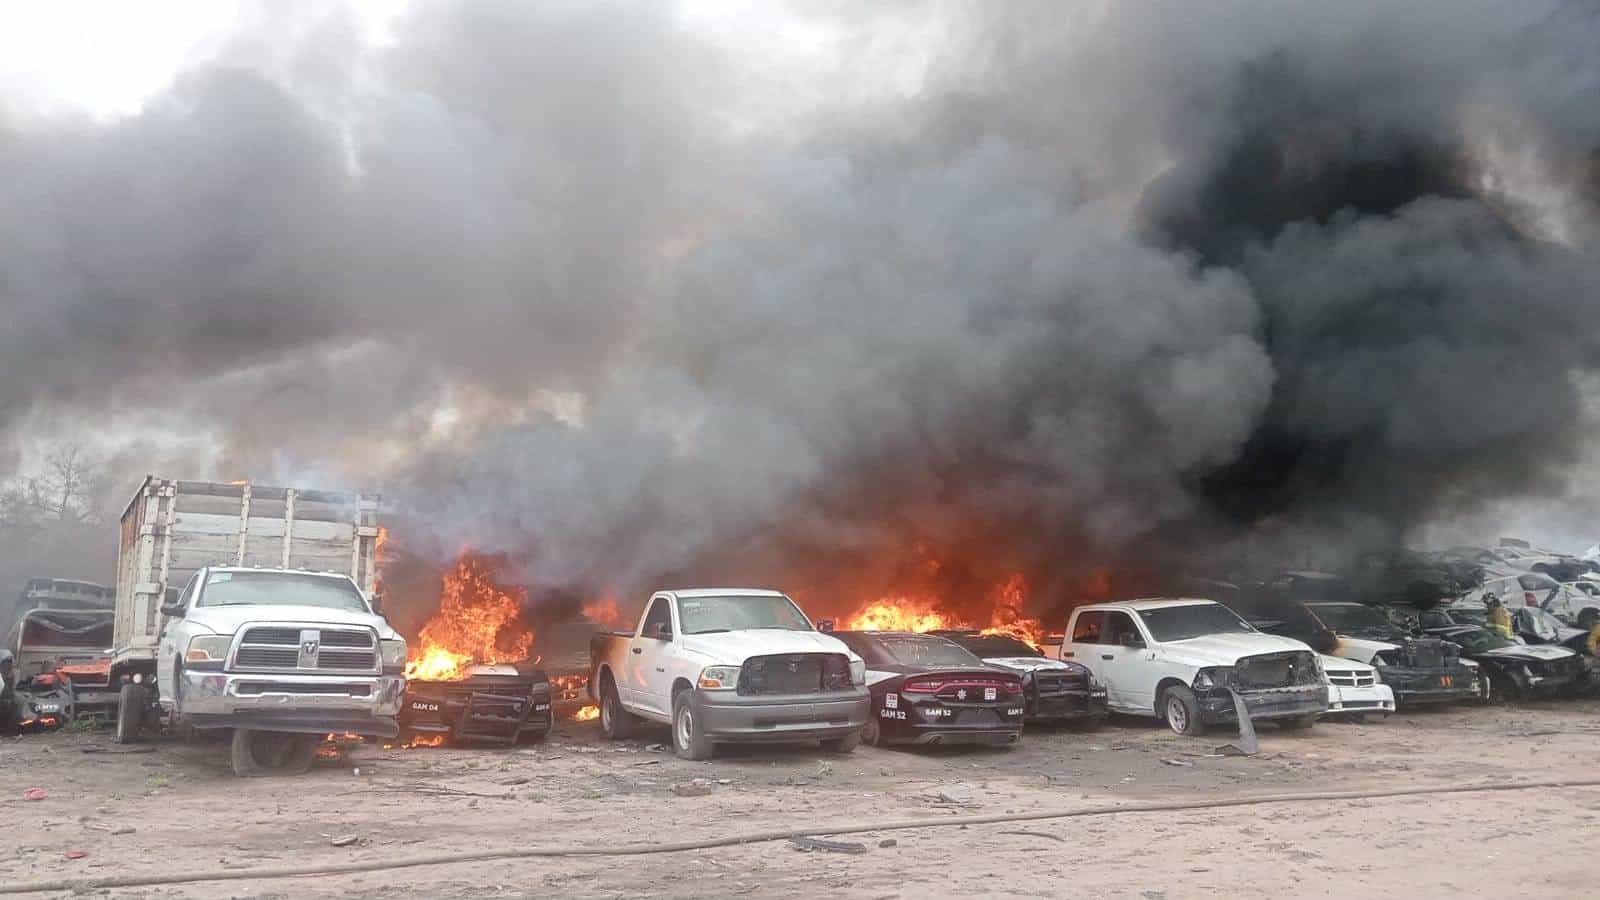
[1234,651,1322,690]
[737,653,853,696]
[231,626,379,673]
[1326,669,1376,688]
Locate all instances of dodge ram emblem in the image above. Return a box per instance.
[301,640,319,656]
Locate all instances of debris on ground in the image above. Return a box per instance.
[23,788,48,801]
[878,839,898,848]
[1160,758,1194,767]
[999,830,1068,843]
[924,784,975,807]
[63,850,88,860]
[672,779,713,797]
[788,837,866,855]
[330,834,362,847]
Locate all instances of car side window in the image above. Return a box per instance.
[641,598,672,637]
[177,572,202,609]
[1072,611,1107,644]
[1103,611,1142,646]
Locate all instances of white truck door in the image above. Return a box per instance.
[626,596,675,717]
[1095,610,1157,712]
[156,572,202,704]
[1061,610,1119,704]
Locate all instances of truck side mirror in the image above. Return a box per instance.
[159,599,186,619]
[816,618,835,634]
[370,594,384,614]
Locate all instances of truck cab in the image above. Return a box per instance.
[1060,598,1328,736]
[590,588,870,760]
[153,566,406,743]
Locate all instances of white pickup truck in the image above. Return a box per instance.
[1059,598,1329,736]
[589,589,870,760]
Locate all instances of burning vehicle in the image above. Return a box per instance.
[1060,599,1328,736]
[4,608,118,727]
[590,589,869,760]
[929,630,1106,729]
[831,631,1024,747]
[398,556,552,745]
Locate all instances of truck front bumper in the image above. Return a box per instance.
[1324,682,1395,718]
[1197,684,1328,724]
[690,686,869,744]
[178,670,404,737]
[1378,666,1479,705]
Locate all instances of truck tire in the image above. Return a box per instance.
[820,728,860,754]
[599,678,636,740]
[230,729,316,777]
[860,716,881,747]
[671,692,715,761]
[1279,714,1317,731]
[1160,685,1206,737]
[113,683,144,744]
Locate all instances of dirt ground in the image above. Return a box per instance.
[4,700,1600,899]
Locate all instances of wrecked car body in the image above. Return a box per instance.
[4,608,116,730]
[1427,624,1584,701]
[832,631,1024,747]
[929,630,1107,729]
[400,663,552,745]
[1318,654,1394,721]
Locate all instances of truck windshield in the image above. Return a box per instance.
[1137,604,1255,642]
[677,595,812,635]
[198,572,370,612]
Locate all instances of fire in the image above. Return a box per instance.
[842,572,1047,650]
[582,596,627,630]
[403,554,534,681]
[574,705,600,721]
[390,733,447,749]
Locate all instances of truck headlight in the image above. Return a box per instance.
[1193,667,1232,690]
[184,635,231,670]
[698,666,741,690]
[380,640,407,674]
[850,659,866,686]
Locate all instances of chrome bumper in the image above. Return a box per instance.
[178,670,405,718]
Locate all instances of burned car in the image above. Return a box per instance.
[929,630,1107,729]
[831,631,1024,748]
[399,663,553,745]
[1426,624,1584,701]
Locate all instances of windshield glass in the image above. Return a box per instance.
[1446,628,1517,652]
[1309,604,1393,634]
[676,595,812,635]
[198,571,370,612]
[1138,604,1255,642]
[947,635,1041,658]
[875,636,983,668]
[1449,608,1488,626]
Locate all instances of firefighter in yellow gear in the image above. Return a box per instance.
[1484,595,1513,638]
[1587,622,1600,657]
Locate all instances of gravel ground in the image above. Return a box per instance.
[4,700,1600,898]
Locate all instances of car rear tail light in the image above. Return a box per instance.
[903,677,1021,694]
[902,678,941,693]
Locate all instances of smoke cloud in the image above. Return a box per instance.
[3,1,1599,618]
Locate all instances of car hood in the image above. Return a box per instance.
[1160,633,1314,666]
[186,604,399,641]
[678,630,861,665]
[1481,644,1577,662]
[982,656,1072,673]
[1330,636,1396,663]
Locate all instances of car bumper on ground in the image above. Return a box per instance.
[1197,685,1328,724]
[691,687,870,743]
[1379,667,1479,705]
[178,669,405,737]
[1324,682,1395,718]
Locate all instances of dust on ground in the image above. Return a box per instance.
[4,701,1600,898]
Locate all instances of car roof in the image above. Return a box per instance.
[663,588,786,598]
[205,566,352,581]
[1081,598,1217,611]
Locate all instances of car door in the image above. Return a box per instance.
[1060,609,1106,674]
[1096,611,1157,712]
[156,572,202,703]
[626,596,676,717]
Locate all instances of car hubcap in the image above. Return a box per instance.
[677,708,692,747]
[1168,699,1186,731]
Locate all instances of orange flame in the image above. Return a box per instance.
[403,554,533,682]
[387,733,447,749]
[842,572,1046,650]
[581,596,627,630]
[573,705,600,721]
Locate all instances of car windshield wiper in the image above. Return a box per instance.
[687,628,732,635]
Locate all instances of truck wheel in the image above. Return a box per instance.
[820,728,860,754]
[1279,714,1317,731]
[1160,686,1206,737]
[113,683,144,744]
[671,692,714,761]
[600,679,636,740]
[230,729,316,777]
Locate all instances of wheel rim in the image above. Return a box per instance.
[1167,697,1187,732]
[676,706,692,748]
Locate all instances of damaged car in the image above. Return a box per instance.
[831,631,1025,748]
[1318,655,1394,722]
[1060,599,1328,737]
[929,630,1107,730]
[1426,624,1584,701]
